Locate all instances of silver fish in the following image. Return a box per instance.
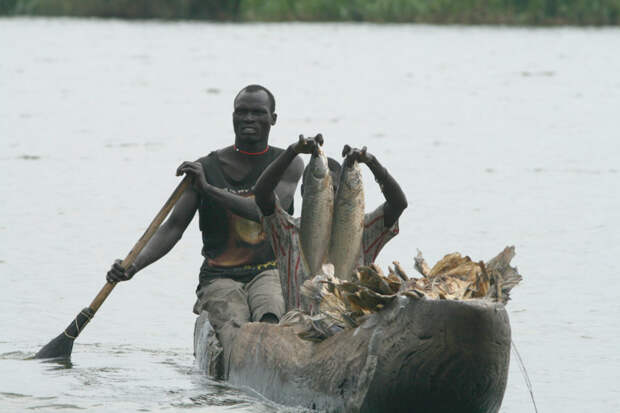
[299,147,334,277]
[329,159,364,281]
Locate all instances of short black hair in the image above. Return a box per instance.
[235,84,276,113]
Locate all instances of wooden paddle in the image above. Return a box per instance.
[34,176,191,359]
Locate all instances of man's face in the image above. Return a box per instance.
[233,90,276,145]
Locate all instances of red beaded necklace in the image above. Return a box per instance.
[234,145,269,156]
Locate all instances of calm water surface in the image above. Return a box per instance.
[1,18,619,412]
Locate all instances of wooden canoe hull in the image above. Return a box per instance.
[195,296,511,413]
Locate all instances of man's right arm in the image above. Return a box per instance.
[254,134,323,216]
[254,146,300,217]
[106,188,199,282]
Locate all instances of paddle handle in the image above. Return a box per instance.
[89,176,191,312]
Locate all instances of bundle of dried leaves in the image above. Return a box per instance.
[293,246,522,340]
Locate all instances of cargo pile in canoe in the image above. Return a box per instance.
[194,246,521,413]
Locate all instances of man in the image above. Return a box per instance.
[254,135,408,311]
[107,85,304,354]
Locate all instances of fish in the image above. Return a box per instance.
[299,147,334,277]
[329,157,364,281]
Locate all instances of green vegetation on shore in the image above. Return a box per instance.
[1,0,619,25]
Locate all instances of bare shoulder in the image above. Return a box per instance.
[215,145,235,157]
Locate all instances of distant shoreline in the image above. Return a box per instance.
[1,0,619,26]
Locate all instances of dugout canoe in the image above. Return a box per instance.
[194,294,511,413]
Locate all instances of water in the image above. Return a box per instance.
[1,17,619,412]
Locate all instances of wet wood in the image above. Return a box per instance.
[198,297,511,413]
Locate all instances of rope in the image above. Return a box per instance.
[63,331,77,339]
[63,309,94,340]
[512,339,539,413]
[80,309,94,320]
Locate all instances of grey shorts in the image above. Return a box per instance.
[193,269,285,350]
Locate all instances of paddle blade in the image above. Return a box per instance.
[34,331,75,360]
[34,307,94,360]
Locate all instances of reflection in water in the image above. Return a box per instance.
[173,393,251,408]
[0,392,30,399]
[40,358,74,370]
[27,403,85,410]
[1,351,32,360]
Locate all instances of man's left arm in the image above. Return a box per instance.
[177,138,307,222]
[254,134,322,217]
[176,161,261,221]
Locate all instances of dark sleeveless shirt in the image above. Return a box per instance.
[197,147,293,280]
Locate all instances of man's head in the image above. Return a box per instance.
[233,85,277,149]
[300,157,341,197]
